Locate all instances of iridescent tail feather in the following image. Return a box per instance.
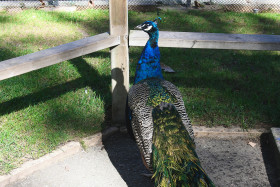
[151,102,215,187]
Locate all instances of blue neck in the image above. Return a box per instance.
[148,31,159,48]
[134,31,163,84]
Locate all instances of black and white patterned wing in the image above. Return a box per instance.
[128,81,154,168]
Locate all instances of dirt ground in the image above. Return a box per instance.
[8,132,279,187]
[104,132,279,187]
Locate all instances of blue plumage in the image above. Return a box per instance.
[134,20,163,84]
[126,18,214,186]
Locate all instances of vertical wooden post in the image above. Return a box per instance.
[109,0,129,125]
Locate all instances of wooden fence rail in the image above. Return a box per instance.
[2,31,279,83]
[1,28,280,125]
[129,30,280,51]
[0,32,120,81]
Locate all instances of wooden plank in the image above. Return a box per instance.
[129,30,280,51]
[0,32,120,81]
[109,0,129,125]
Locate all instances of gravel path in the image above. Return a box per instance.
[8,132,279,187]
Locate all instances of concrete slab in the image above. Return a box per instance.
[0,133,103,187]
[7,132,280,187]
[7,146,127,187]
[271,128,280,156]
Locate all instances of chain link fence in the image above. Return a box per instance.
[0,0,280,12]
[212,0,280,12]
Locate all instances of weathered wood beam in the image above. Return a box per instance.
[130,30,280,51]
[110,0,129,125]
[0,32,120,81]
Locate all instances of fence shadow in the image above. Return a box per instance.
[260,133,280,187]
[103,132,154,187]
[0,52,113,135]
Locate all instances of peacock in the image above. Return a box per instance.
[126,18,215,186]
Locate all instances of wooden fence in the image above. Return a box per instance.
[130,30,280,50]
[1,0,280,125]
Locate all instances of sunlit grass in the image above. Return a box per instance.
[0,8,280,174]
[0,53,112,174]
[0,9,111,174]
[0,9,109,58]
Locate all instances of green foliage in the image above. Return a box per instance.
[0,9,111,174]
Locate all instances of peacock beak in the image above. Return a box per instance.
[135,24,142,30]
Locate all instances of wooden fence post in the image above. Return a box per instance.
[109,0,129,125]
[186,0,191,7]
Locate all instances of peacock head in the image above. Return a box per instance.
[135,17,161,35]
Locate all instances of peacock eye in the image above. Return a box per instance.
[142,24,147,29]
[143,24,153,31]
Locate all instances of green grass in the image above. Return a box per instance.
[0,9,280,174]
[129,10,280,128]
[0,9,111,174]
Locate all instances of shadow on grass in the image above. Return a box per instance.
[1,7,280,176]
[1,32,279,131]
[129,36,280,127]
[68,53,112,130]
[0,52,114,134]
[0,13,17,24]
[44,10,110,35]
[0,46,23,62]
[128,9,280,35]
[159,47,280,127]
